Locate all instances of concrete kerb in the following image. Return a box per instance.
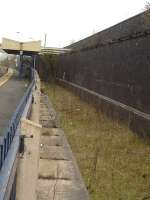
[16,71,42,200]
[16,118,42,200]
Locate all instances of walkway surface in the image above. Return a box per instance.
[0,72,27,136]
[37,94,89,200]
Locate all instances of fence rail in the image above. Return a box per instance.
[0,69,36,200]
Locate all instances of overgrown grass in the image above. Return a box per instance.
[44,83,150,200]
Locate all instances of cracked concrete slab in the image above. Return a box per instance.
[37,179,88,200]
[38,159,74,180]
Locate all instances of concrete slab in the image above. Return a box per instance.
[38,159,73,180]
[40,146,68,160]
[36,95,89,200]
[41,128,63,137]
[40,94,59,128]
[37,179,88,200]
[40,116,51,120]
[40,136,63,146]
[40,120,57,128]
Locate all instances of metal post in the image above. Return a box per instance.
[30,55,36,80]
[36,54,39,73]
[44,33,47,48]
[19,51,23,78]
[33,55,36,69]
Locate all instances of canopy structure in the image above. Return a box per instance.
[1,38,72,55]
[1,38,41,77]
[1,38,41,55]
[0,37,71,77]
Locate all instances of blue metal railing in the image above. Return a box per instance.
[0,71,35,170]
[0,68,37,200]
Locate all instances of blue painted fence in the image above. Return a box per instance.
[0,69,36,200]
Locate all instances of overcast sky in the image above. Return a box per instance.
[0,0,147,47]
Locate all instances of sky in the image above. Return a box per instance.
[0,0,148,47]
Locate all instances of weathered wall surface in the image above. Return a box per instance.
[57,11,150,115]
[67,11,150,51]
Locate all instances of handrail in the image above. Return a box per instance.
[0,73,35,169]
[0,69,36,200]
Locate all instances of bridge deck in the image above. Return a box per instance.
[0,73,27,136]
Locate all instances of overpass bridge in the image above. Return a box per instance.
[0,38,89,200]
